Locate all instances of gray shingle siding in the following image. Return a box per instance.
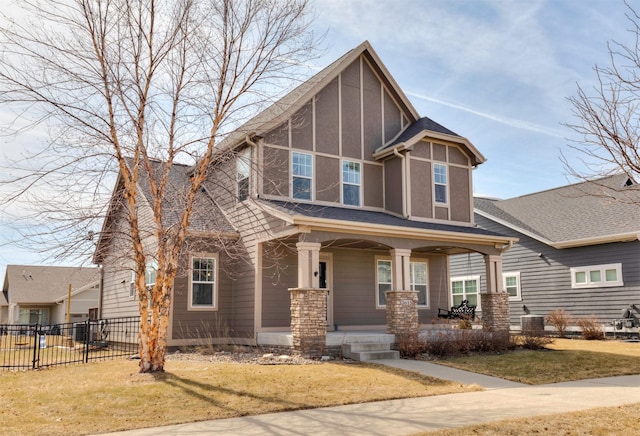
[451,214,640,326]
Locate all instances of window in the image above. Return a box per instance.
[237,148,251,202]
[129,270,136,298]
[571,263,623,288]
[376,259,392,307]
[18,308,50,324]
[292,152,313,200]
[450,276,480,307]
[342,160,361,206]
[145,261,157,288]
[503,272,521,300]
[191,256,217,309]
[434,163,448,204]
[410,262,428,307]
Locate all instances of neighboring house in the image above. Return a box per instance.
[1,265,101,325]
[94,41,516,350]
[450,174,640,332]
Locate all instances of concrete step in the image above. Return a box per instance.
[342,342,400,361]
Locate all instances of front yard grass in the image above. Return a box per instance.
[435,338,640,384]
[0,359,475,436]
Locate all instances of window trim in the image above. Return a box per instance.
[375,257,392,309]
[129,270,136,299]
[503,271,521,301]
[409,261,429,308]
[291,151,313,201]
[433,163,448,205]
[188,254,218,311]
[341,159,362,207]
[450,275,481,309]
[570,263,623,288]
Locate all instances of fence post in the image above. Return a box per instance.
[32,323,40,370]
[84,319,90,363]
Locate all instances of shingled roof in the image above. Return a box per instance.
[475,174,640,248]
[2,265,100,305]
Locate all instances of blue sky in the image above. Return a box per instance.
[0,0,634,273]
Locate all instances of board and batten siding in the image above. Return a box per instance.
[450,214,640,325]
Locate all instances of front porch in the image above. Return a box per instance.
[257,323,486,360]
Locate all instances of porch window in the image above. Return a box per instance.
[376,259,392,307]
[434,163,448,204]
[570,263,623,288]
[450,275,479,307]
[18,308,50,325]
[292,152,313,200]
[410,261,428,307]
[503,272,521,300]
[237,147,251,202]
[190,256,217,310]
[342,160,361,206]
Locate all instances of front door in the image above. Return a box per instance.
[319,254,333,330]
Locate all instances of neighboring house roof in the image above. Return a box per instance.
[260,199,512,244]
[216,40,420,152]
[475,174,640,248]
[2,265,100,305]
[376,117,486,166]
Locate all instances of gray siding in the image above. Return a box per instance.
[450,214,640,325]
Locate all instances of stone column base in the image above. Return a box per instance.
[386,290,419,337]
[480,292,510,332]
[289,288,327,357]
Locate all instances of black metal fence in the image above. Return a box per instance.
[0,316,139,371]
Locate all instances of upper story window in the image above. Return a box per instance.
[342,160,361,206]
[434,163,448,204]
[503,272,521,300]
[129,270,136,298]
[190,256,217,309]
[571,263,623,288]
[292,152,313,200]
[237,148,251,202]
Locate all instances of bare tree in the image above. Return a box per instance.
[564,2,640,186]
[0,0,316,372]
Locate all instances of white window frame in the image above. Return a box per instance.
[570,263,623,288]
[503,272,521,301]
[189,254,218,311]
[342,160,361,207]
[292,151,313,201]
[129,270,136,299]
[450,275,481,309]
[410,261,429,308]
[237,148,251,202]
[434,163,448,205]
[145,261,158,289]
[375,258,392,309]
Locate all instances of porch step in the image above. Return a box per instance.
[342,342,399,361]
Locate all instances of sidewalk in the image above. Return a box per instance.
[103,361,640,436]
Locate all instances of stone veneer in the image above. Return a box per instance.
[480,292,510,332]
[386,290,419,336]
[289,287,327,357]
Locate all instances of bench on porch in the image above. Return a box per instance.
[437,300,476,320]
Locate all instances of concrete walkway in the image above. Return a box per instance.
[103,361,640,436]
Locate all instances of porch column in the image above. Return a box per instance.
[386,249,418,337]
[481,254,510,332]
[290,242,325,357]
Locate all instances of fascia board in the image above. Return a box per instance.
[292,215,516,246]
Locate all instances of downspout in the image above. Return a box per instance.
[393,148,409,218]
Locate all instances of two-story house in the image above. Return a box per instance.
[95,41,516,354]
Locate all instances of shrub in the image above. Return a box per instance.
[395,329,425,358]
[577,316,604,340]
[545,310,572,338]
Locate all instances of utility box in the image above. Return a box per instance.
[521,315,545,334]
